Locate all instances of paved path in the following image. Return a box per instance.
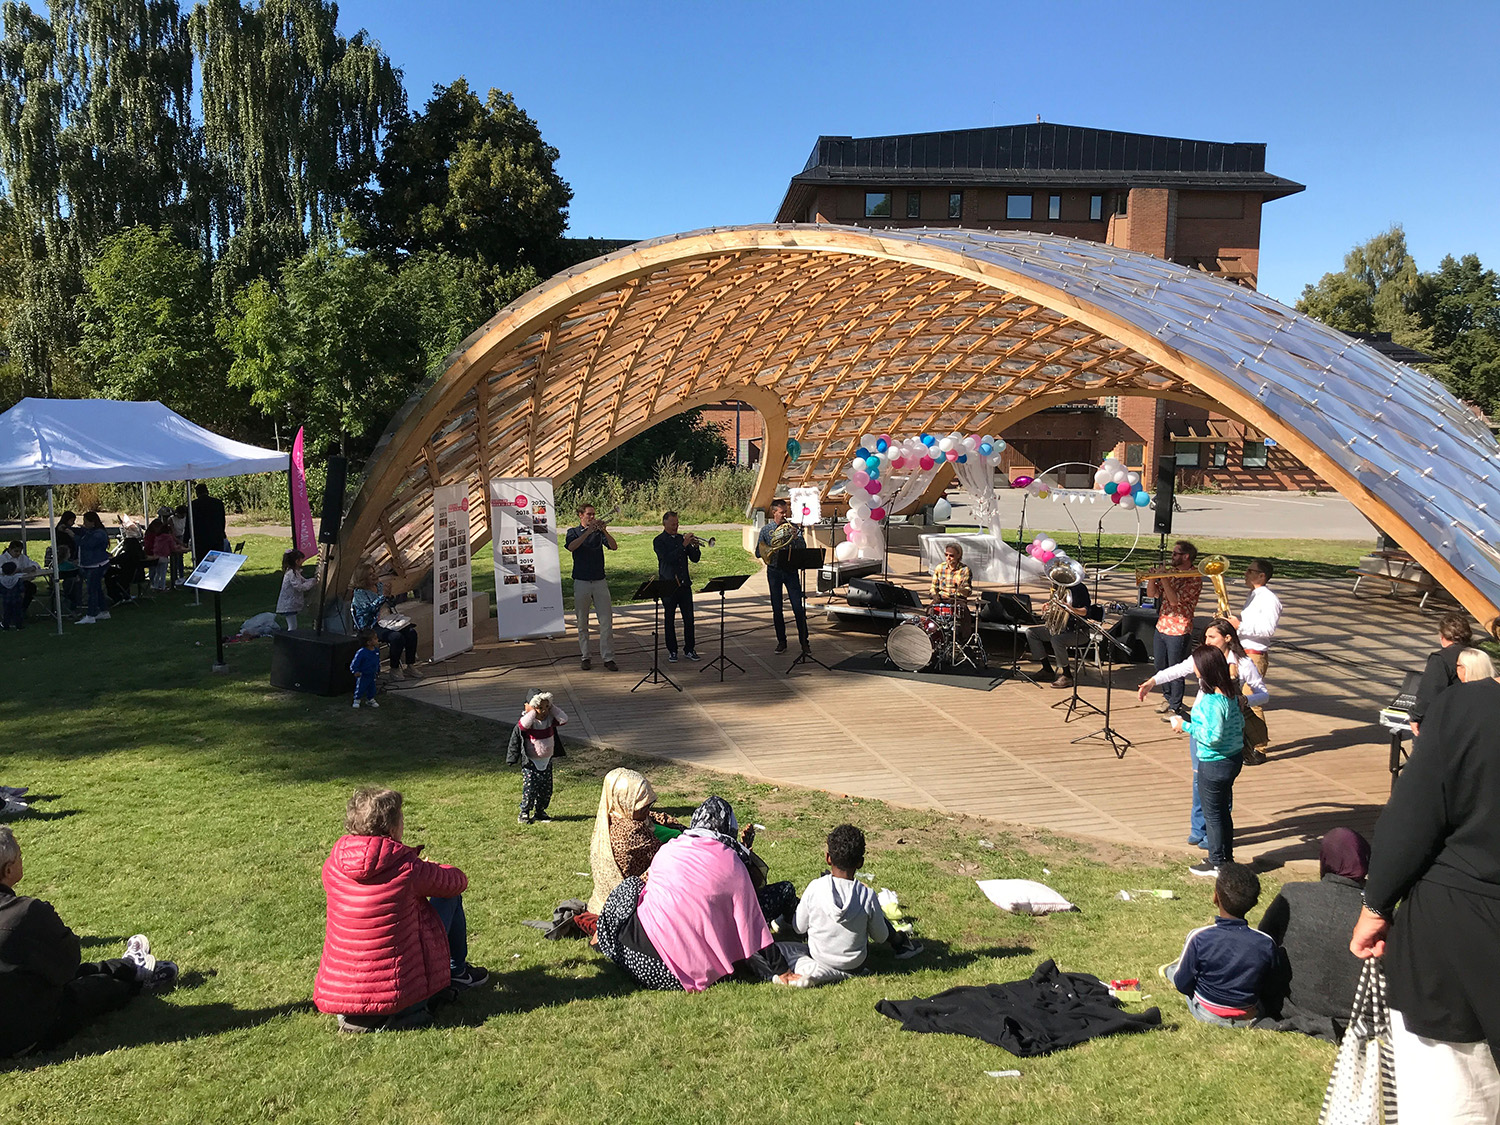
[395,556,1440,870]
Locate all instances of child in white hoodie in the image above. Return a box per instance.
[773,824,920,987]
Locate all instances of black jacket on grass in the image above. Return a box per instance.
[875,958,1161,1056]
[1364,678,1500,1055]
[0,883,82,1057]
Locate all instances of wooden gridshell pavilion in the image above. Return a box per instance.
[336,224,1500,623]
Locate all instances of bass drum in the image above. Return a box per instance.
[885,620,934,672]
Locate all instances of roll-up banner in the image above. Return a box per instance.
[490,478,565,640]
[431,482,474,661]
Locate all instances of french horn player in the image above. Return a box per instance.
[1025,557,1095,690]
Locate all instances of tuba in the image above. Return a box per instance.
[1044,558,1081,633]
[1198,554,1232,618]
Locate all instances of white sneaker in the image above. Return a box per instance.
[352,699,362,709]
[366,699,380,709]
[123,934,156,979]
[404,665,423,680]
[95,610,111,620]
[1,798,28,816]
[76,616,96,625]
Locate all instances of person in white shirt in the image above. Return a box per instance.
[1,542,40,613]
[1229,559,1281,759]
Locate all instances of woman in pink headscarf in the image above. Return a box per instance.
[594,796,786,991]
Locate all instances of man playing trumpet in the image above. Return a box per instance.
[653,510,702,662]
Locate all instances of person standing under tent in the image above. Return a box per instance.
[653,511,702,663]
[566,504,618,672]
[758,499,809,655]
[74,512,111,625]
[190,484,228,563]
[1229,559,1281,763]
[1148,540,1203,721]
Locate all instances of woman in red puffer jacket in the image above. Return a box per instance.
[314,788,488,1031]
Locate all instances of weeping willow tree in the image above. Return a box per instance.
[0,0,402,396]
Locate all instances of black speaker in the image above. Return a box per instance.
[846,578,923,610]
[318,456,348,544]
[271,629,360,695]
[1153,455,1176,535]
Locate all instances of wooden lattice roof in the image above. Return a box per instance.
[338,224,1500,622]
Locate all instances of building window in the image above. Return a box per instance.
[864,192,892,218]
[1090,194,1103,221]
[1048,195,1061,220]
[1006,194,1032,220]
[1101,396,1119,417]
[906,191,921,219]
[1210,442,1228,468]
[1174,442,1200,468]
[948,191,963,219]
[1242,440,1268,469]
[1124,443,1145,468]
[1115,194,1128,216]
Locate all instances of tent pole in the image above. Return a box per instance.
[187,479,200,606]
[142,481,148,523]
[47,486,62,636]
[19,485,26,552]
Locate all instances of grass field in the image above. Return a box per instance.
[0,537,1339,1124]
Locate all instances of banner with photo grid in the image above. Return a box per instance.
[431,482,475,661]
[489,478,565,640]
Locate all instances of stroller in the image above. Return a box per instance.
[105,538,149,605]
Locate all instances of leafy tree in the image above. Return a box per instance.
[74,225,243,427]
[1412,253,1500,415]
[357,78,571,274]
[1296,225,1422,340]
[579,409,731,485]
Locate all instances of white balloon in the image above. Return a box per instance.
[981,434,993,445]
[932,498,953,522]
[834,541,857,562]
[938,437,955,453]
[962,436,978,451]
[1112,470,1128,484]
[1126,471,1141,485]
[1040,538,1056,552]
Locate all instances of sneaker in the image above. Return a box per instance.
[603,660,619,672]
[581,657,592,671]
[337,1013,386,1034]
[366,698,380,709]
[534,814,553,824]
[773,972,811,988]
[123,935,156,978]
[684,651,700,662]
[1155,701,1173,714]
[76,616,96,625]
[1188,860,1219,878]
[95,610,111,620]
[1,798,28,816]
[667,652,678,663]
[352,699,361,709]
[1186,834,1205,847]
[893,939,925,961]
[774,641,788,653]
[393,666,409,681]
[404,665,423,679]
[0,786,28,798]
[1244,747,1268,766]
[800,642,811,654]
[518,814,532,825]
[143,960,179,993]
[450,963,489,990]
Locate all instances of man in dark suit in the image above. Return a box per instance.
[1409,613,1472,741]
[190,483,228,562]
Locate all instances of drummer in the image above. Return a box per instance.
[930,543,973,604]
[1025,563,1094,691]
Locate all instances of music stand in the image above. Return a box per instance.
[630,578,681,693]
[1066,615,1137,758]
[783,546,828,674]
[988,593,1042,687]
[700,574,750,682]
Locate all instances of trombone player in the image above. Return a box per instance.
[757,498,809,654]
[1148,540,1203,719]
[653,510,702,662]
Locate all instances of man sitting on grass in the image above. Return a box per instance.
[1161,862,1279,1027]
[773,824,921,988]
[0,826,177,1058]
[314,788,489,1032]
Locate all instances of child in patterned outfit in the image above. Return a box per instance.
[350,632,382,709]
[508,690,568,824]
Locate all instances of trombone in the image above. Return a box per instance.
[1198,554,1232,618]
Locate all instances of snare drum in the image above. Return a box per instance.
[885,620,934,672]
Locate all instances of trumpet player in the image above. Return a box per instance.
[1149,540,1203,720]
[567,503,619,672]
[653,511,702,662]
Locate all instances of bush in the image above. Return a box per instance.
[556,460,754,524]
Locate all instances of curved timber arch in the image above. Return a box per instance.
[340,224,1500,622]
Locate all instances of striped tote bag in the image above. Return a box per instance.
[1319,959,1398,1125]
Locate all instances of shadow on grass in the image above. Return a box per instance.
[1237,802,1384,869]
[437,960,638,1024]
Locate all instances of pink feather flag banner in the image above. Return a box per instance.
[290,427,318,558]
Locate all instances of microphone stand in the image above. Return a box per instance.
[1068,616,1135,759]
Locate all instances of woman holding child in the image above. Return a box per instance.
[594,796,787,991]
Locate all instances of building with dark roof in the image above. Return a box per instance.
[769,122,1327,490]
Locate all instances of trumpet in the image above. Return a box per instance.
[683,532,716,549]
[1198,554,1232,618]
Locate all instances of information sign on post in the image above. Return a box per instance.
[183,551,248,670]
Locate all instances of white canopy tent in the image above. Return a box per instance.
[0,398,288,633]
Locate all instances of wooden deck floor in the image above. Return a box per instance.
[401,566,1437,868]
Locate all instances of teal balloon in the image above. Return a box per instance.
[1135,492,1150,508]
[786,438,801,462]
[1103,481,1118,495]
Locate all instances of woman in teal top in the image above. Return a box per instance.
[1171,646,1244,876]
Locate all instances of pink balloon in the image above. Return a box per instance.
[1012,475,1033,488]
[889,455,904,469]
[851,470,869,488]
[919,455,935,471]
[865,480,881,495]
[878,433,890,446]
[870,506,887,521]
[845,525,856,538]
[942,449,955,462]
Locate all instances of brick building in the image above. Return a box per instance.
[758,122,1319,489]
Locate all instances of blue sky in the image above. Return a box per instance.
[339,0,1498,306]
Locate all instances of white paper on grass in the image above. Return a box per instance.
[975,878,1076,915]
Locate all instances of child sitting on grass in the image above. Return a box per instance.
[314,788,488,1033]
[350,631,381,709]
[506,688,568,824]
[1161,861,1279,1027]
[773,824,922,988]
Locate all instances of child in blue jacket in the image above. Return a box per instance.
[350,632,382,709]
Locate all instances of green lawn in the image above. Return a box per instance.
[0,540,1336,1124]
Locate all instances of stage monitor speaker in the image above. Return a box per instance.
[271,629,360,695]
[846,578,923,610]
[1153,456,1177,535]
[318,456,348,545]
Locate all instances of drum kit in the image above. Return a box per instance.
[884,597,987,673]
